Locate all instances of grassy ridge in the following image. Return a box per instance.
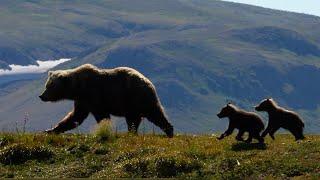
[0,132,319,178]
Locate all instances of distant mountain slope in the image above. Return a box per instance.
[227,26,320,56]
[0,0,320,133]
[1,0,320,67]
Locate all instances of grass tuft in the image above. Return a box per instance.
[93,120,115,142]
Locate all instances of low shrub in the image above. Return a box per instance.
[92,146,110,155]
[0,143,53,165]
[283,164,309,177]
[122,158,151,177]
[0,137,9,147]
[155,155,202,177]
[66,144,90,158]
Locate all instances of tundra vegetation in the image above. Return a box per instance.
[0,124,319,179]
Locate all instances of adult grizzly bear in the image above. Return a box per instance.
[217,103,265,143]
[39,64,174,137]
[255,98,305,140]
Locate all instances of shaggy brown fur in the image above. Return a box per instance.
[39,64,174,137]
[217,103,265,143]
[255,98,305,140]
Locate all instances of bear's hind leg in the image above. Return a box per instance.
[235,130,245,141]
[125,115,142,134]
[253,131,264,144]
[268,127,280,140]
[93,112,110,123]
[245,131,253,143]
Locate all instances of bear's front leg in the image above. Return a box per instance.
[45,102,89,134]
[261,123,274,138]
[268,126,280,140]
[217,125,234,140]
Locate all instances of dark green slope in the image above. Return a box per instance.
[1,0,320,133]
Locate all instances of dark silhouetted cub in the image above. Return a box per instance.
[217,103,265,143]
[39,64,174,137]
[255,98,305,140]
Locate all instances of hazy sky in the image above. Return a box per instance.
[222,0,320,17]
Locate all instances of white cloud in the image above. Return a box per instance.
[0,58,71,76]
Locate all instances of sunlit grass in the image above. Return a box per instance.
[0,133,319,178]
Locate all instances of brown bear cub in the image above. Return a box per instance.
[217,103,265,143]
[255,98,305,141]
[39,64,174,137]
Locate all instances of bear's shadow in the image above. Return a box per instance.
[231,142,267,151]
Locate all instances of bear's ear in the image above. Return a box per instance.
[226,99,233,105]
[48,71,54,77]
[59,75,70,85]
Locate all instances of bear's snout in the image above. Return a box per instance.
[39,94,49,102]
[39,94,45,101]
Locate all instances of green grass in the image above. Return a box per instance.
[0,133,319,179]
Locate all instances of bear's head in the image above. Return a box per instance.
[39,71,71,102]
[255,98,276,112]
[217,103,237,118]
